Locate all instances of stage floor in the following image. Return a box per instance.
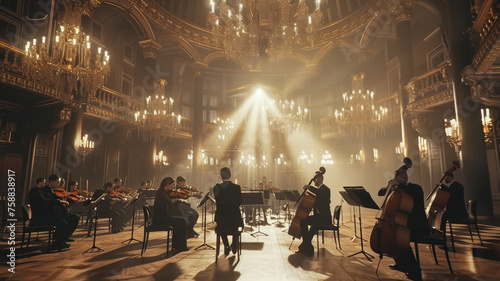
[2,208,499,280]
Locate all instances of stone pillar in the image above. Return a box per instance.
[395,3,422,182]
[444,0,494,218]
[191,63,206,189]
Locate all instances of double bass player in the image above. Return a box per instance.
[377,161,428,281]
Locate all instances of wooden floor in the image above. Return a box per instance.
[2,207,500,281]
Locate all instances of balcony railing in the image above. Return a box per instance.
[405,61,452,104]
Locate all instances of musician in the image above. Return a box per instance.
[213,167,243,256]
[28,175,75,250]
[97,182,125,233]
[440,172,468,221]
[173,176,200,238]
[112,177,134,225]
[296,173,332,257]
[68,180,87,213]
[153,177,189,252]
[378,169,428,281]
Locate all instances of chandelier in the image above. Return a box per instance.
[267,99,308,135]
[334,74,388,139]
[216,117,234,141]
[24,1,110,104]
[134,79,181,133]
[207,0,323,62]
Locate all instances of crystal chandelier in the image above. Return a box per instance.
[267,99,308,135]
[207,0,323,62]
[24,1,110,104]
[134,79,181,133]
[334,73,388,139]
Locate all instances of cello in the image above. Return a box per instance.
[425,160,460,227]
[370,158,414,258]
[288,167,326,239]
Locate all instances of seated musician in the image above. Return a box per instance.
[439,172,468,222]
[213,167,243,256]
[296,174,331,257]
[28,174,76,250]
[153,177,189,252]
[112,177,134,225]
[98,182,125,234]
[378,169,429,281]
[172,176,200,238]
[68,180,87,213]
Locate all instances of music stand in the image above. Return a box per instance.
[121,193,141,245]
[344,186,379,261]
[339,191,357,230]
[241,192,268,237]
[83,193,106,255]
[195,192,215,250]
[273,192,286,226]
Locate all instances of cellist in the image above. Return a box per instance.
[377,168,429,281]
[295,173,332,257]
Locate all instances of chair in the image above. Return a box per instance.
[315,205,342,256]
[448,199,483,252]
[215,228,242,263]
[20,205,56,251]
[141,205,173,256]
[411,210,453,274]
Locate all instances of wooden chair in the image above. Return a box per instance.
[448,199,483,252]
[20,205,56,251]
[411,210,453,274]
[215,228,242,263]
[141,205,173,256]
[315,205,342,256]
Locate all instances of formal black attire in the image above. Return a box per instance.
[170,185,200,237]
[379,182,430,279]
[41,186,80,238]
[213,180,244,251]
[28,187,71,245]
[153,188,188,251]
[299,184,332,253]
[441,181,468,221]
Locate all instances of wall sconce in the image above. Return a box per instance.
[78,134,94,163]
[444,118,461,155]
[418,136,428,160]
[275,153,287,166]
[481,108,493,144]
[321,150,334,165]
[348,149,364,165]
[155,150,169,166]
[395,141,405,157]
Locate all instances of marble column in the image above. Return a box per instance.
[191,63,205,189]
[444,0,494,218]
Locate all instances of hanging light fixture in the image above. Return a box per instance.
[266,99,308,136]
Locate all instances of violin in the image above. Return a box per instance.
[54,187,80,203]
[288,167,326,239]
[425,160,459,227]
[370,158,414,258]
[108,190,125,201]
[168,187,202,199]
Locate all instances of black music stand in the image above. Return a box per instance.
[121,193,141,245]
[344,186,379,261]
[241,192,268,237]
[339,191,357,230]
[273,192,286,226]
[83,194,106,255]
[195,192,216,250]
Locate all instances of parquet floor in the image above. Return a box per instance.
[1,208,499,281]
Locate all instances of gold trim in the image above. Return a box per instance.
[406,89,454,112]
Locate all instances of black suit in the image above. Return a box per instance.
[299,184,332,251]
[441,181,468,221]
[214,180,243,250]
[153,188,188,251]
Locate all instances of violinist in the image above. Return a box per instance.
[295,173,331,257]
[29,175,79,249]
[112,177,134,225]
[377,169,428,281]
[172,176,200,238]
[68,180,87,214]
[97,182,125,233]
[439,172,468,222]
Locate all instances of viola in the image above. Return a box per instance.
[288,167,326,239]
[425,160,459,227]
[370,158,414,258]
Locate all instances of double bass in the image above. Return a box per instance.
[425,160,460,227]
[370,158,414,258]
[288,167,326,239]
